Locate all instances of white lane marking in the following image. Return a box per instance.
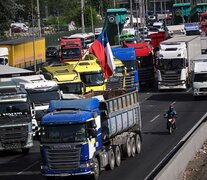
[187,88,191,93]
[0,171,40,176]
[17,161,39,175]
[150,114,160,122]
[171,101,176,106]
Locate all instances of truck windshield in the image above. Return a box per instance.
[194,73,207,82]
[41,124,86,143]
[158,58,185,70]
[81,73,104,86]
[61,48,82,59]
[122,60,136,72]
[27,87,60,104]
[137,56,153,68]
[59,82,82,94]
[0,101,30,117]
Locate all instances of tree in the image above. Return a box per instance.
[0,0,23,31]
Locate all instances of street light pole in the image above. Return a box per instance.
[31,0,36,72]
[81,0,85,33]
[36,0,41,37]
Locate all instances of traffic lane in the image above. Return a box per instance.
[99,100,207,180]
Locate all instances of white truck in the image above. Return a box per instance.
[11,75,61,137]
[157,35,201,90]
[166,24,185,37]
[191,54,207,100]
[201,36,207,54]
[0,47,8,65]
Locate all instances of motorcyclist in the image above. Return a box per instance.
[164,105,177,129]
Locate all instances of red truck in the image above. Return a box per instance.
[200,12,207,36]
[59,38,84,63]
[123,41,155,86]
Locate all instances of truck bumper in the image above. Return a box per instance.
[193,92,207,96]
[158,83,186,90]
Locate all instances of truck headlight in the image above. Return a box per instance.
[80,163,90,168]
[181,80,185,84]
[194,88,199,92]
[41,165,49,170]
[158,81,161,85]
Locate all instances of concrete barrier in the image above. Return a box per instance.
[154,121,207,180]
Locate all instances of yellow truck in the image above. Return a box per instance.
[41,64,83,96]
[0,37,46,69]
[65,59,105,93]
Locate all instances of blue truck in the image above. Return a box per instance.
[112,47,140,91]
[40,90,142,179]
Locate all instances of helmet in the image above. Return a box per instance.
[169,105,173,111]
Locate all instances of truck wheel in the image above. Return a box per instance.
[106,149,115,170]
[113,146,121,167]
[22,148,30,154]
[131,137,136,157]
[135,134,141,154]
[91,157,100,180]
[122,137,131,158]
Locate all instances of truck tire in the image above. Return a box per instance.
[122,136,131,158]
[106,149,115,170]
[113,146,121,167]
[130,137,136,157]
[90,157,100,180]
[135,134,141,154]
[22,148,30,154]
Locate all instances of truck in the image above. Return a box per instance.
[123,42,155,86]
[157,35,201,90]
[184,23,201,36]
[40,90,142,179]
[200,36,207,54]
[191,55,207,100]
[0,47,8,65]
[59,38,84,63]
[166,24,185,37]
[112,47,139,91]
[41,64,83,97]
[65,59,105,93]
[11,75,61,136]
[0,37,46,69]
[200,12,207,36]
[104,8,128,45]
[0,82,34,153]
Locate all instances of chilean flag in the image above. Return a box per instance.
[89,30,115,79]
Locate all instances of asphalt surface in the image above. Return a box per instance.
[0,85,207,180]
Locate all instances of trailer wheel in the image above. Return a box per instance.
[131,137,136,157]
[135,134,141,154]
[122,136,131,158]
[90,157,100,180]
[113,146,121,167]
[106,149,115,170]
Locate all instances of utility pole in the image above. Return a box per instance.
[81,0,85,33]
[130,0,133,28]
[90,5,94,33]
[154,0,156,15]
[36,0,41,37]
[31,0,36,72]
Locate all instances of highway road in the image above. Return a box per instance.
[0,87,207,180]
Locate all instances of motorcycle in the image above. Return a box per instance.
[166,116,176,135]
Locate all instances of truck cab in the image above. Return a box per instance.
[59,38,83,63]
[191,55,207,99]
[0,82,34,153]
[184,23,201,36]
[65,60,105,93]
[41,64,83,97]
[12,75,61,135]
[157,42,188,90]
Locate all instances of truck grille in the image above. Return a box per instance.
[125,72,135,89]
[106,76,124,90]
[0,125,28,148]
[44,143,81,171]
[161,71,181,85]
[138,67,154,84]
[200,88,207,92]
